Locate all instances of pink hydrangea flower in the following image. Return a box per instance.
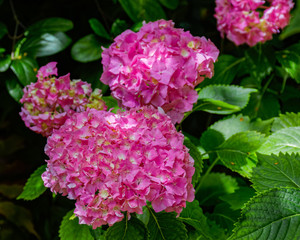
[100,19,219,124]
[215,0,294,46]
[42,106,195,228]
[20,62,107,137]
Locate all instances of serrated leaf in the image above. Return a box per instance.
[21,32,72,57]
[6,76,23,102]
[25,17,73,36]
[106,216,148,240]
[71,34,104,63]
[111,19,129,37]
[147,209,187,240]
[208,114,272,140]
[272,112,300,132]
[59,210,94,240]
[0,54,11,72]
[197,85,257,114]
[229,188,300,240]
[276,42,300,83]
[17,165,47,200]
[158,0,179,9]
[258,127,300,155]
[0,21,8,39]
[216,131,265,177]
[179,200,225,240]
[0,201,40,239]
[89,18,111,40]
[184,137,203,186]
[242,92,280,120]
[118,0,166,23]
[199,55,245,88]
[10,57,38,86]
[280,0,300,39]
[219,187,255,210]
[196,173,238,206]
[251,153,300,191]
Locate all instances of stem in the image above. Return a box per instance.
[195,156,219,194]
[280,73,288,94]
[94,0,110,31]
[9,0,25,57]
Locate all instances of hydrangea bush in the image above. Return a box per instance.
[214,0,294,46]
[100,20,219,123]
[2,0,299,239]
[19,62,107,136]
[42,106,195,228]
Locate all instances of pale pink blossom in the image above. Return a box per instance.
[100,19,219,124]
[42,106,195,228]
[215,0,294,46]
[20,62,107,136]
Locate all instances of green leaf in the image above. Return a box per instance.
[131,21,143,32]
[6,76,23,102]
[102,96,120,113]
[106,216,148,240]
[89,18,111,40]
[6,76,23,103]
[207,202,240,235]
[258,127,300,155]
[195,98,241,115]
[229,188,300,240]
[208,114,272,140]
[196,173,238,206]
[10,57,38,86]
[158,0,179,9]
[0,184,23,199]
[179,200,225,240]
[118,0,166,23]
[17,165,47,200]
[200,129,225,152]
[219,187,255,210]
[272,112,300,132]
[216,131,266,177]
[242,92,280,120]
[111,19,129,37]
[71,34,104,63]
[21,32,72,57]
[25,17,73,36]
[199,55,245,88]
[59,210,94,240]
[280,0,300,39]
[184,137,203,186]
[244,46,274,83]
[0,21,8,39]
[276,42,300,83]
[0,54,11,72]
[147,209,187,240]
[0,201,40,239]
[251,153,300,191]
[197,85,257,114]
[137,206,151,226]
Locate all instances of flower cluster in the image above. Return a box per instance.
[20,62,107,136]
[214,0,294,46]
[100,19,219,124]
[42,107,195,228]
